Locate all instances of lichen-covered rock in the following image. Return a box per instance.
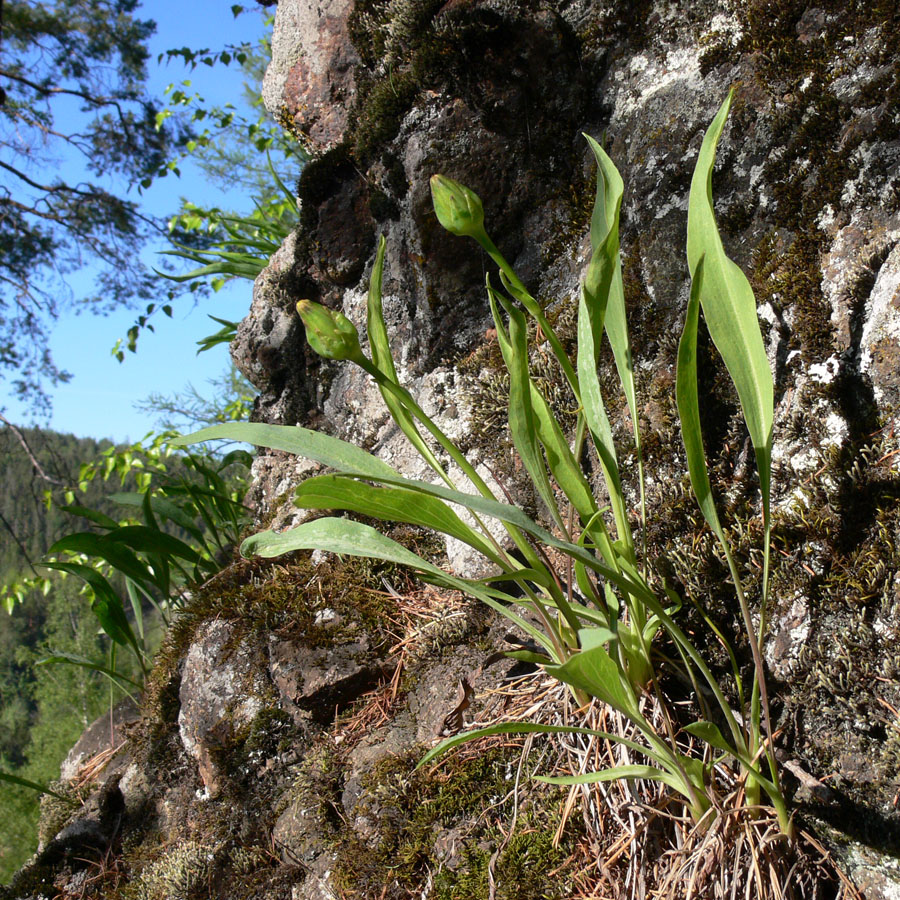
[231,231,313,431]
[178,619,274,797]
[268,633,387,724]
[263,0,360,152]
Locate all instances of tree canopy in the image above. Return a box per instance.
[0,0,184,412]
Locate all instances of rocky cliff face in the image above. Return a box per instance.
[7,1,900,898]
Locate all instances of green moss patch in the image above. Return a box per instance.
[332,741,579,899]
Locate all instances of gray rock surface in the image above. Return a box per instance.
[178,619,272,796]
[59,698,139,783]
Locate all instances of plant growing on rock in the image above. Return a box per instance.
[178,93,845,890]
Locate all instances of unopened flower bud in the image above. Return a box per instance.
[430,175,486,240]
[296,299,364,363]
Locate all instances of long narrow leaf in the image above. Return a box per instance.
[489,285,562,530]
[242,516,447,570]
[546,644,640,720]
[242,516,555,653]
[536,765,688,795]
[582,135,622,340]
[577,286,629,546]
[174,422,400,480]
[686,89,773,516]
[494,268,579,396]
[125,578,144,644]
[37,653,142,690]
[293,475,501,564]
[585,136,641,459]
[677,257,730,547]
[110,492,203,541]
[418,722,669,770]
[42,562,140,656]
[59,505,119,530]
[266,149,300,214]
[178,423,652,600]
[366,235,449,480]
[105,526,202,563]
[49,533,154,589]
[0,770,76,803]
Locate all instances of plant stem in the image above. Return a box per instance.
[477,233,580,397]
[356,357,547,576]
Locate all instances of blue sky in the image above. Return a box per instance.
[5,2,280,443]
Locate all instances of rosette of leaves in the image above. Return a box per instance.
[177,92,789,834]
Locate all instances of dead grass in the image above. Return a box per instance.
[429,666,863,900]
[327,580,862,898]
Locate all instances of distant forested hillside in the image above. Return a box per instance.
[0,427,136,880]
[0,427,123,583]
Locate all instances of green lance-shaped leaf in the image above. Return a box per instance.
[577,286,629,548]
[419,721,661,768]
[42,561,141,657]
[584,135,644,549]
[59,504,119,530]
[0,770,76,804]
[491,286,615,572]
[366,235,448,481]
[293,474,503,566]
[37,653,142,690]
[686,89,773,519]
[243,516,436,568]
[578,625,617,650]
[110,491,204,541]
[546,644,641,720]
[488,284,564,532]
[48,532,155,590]
[681,720,735,756]
[676,257,729,547]
[489,293,598,531]
[266,149,300,214]
[420,721,701,812]
[173,422,401,480]
[537,765,690,795]
[241,517,557,657]
[585,137,639,446]
[177,423,653,601]
[529,376,597,523]
[582,135,623,344]
[103,525,202,563]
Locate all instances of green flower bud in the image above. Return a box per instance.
[430,174,486,240]
[296,299,364,363]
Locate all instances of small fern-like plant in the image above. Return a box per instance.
[177,91,790,834]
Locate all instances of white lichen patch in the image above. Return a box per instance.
[610,45,703,123]
[839,141,881,207]
[706,11,743,43]
[860,242,900,402]
[823,411,848,447]
[765,593,810,680]
[132,840,216,900]
[817,203,838,231]
[789,446,819,475]
[808,356,841,384]
[757,301,778,326]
